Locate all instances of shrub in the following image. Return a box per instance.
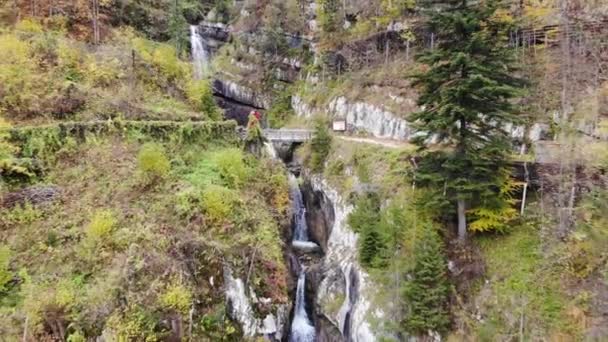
[0,203,43,227]
[186,80,221,120]
[86,210,117,243]
[159,283,192,314]
[106,306,159,341]
[214,148,248,188]
[266,88,293,128]
[67,331,86,342]
[201,185,237,223]
[0,245,11,292]
[15,19,43,33]
[137,143,171,181]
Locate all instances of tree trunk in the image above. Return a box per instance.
[457,198,467,241]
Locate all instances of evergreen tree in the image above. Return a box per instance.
[403,227,450,334]
[310,119,332,172]
[348,193,386,268]
[360,227,383,267]
[410,0,525,240]
[168,0,188,54]
[317,0,341,34]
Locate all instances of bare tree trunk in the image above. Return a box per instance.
[22,316,28,342]
[457,198,467,241]
[91,0,100,45]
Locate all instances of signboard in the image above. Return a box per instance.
[332,120,346,132]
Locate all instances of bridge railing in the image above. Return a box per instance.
[263,129,313,142]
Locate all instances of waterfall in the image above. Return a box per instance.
[290,272,316,342]
[190,25,208,79]
[264,142,278,159]
[288,174,309,242]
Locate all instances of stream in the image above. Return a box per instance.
[192,28,371,342]
[288,172,317,342]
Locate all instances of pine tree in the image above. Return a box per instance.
[168,0,188,54]
[310,119,332,172]
[360,227,383,267]
[411,0,525,240]
[403,227,450,334]
[348,193,386,268]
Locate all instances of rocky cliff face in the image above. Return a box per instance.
[293,95,413,140]
[307,176,381,341]
[224,266,290,341]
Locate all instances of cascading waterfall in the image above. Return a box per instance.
[190,25,208,79]
[290,272,316,342]
[289,173,308,241]
[289,174,319,251]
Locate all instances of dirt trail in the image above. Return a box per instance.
[335,135,413,149]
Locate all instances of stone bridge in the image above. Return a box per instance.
[263,129,313,143]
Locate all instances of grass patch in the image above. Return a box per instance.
[473,224,580,340]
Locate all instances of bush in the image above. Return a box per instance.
[0,245,11,292]
[159,283,192,314]
[214,148,248,188]
[266,88,294,128]
[86,210,117,243]
[137,143,171,181]
[201,185,238,223]
[186,79,222,120]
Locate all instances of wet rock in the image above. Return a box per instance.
[1,185,60,208]
[301,181,335,253]
[223,267,290,341]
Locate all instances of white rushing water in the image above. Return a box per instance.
[288,174,309,242]
[290,272,316,342]
[190,25,208,79]
[264,142,278,159]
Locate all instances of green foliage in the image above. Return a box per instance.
[411,0,526,236]
[202,185,238,223]
[186,79,222,120]
[244,114,264,156]
[348,193,386,268]
[469,171,521,233]
[86,210,118,244]
[266,88,294,128]
[310,119,332,172]
[0,202,43,227]
[159,282,193,314]
[475,223,574,339]
[317,0,342,35]
[0,131,289,340]
[0,22,212,123]
[106,306,160,341]
[0,246,11,292]
[67,331,86,342]
[137,143,171,181]
[214,148,248,188]
[403,227,450,334]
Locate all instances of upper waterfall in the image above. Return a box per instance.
[190,25,208,79]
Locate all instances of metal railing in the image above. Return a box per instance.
[263,129,313,142]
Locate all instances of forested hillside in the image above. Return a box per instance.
[1,0,607,341]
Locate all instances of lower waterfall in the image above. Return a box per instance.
[290,272,316,342]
